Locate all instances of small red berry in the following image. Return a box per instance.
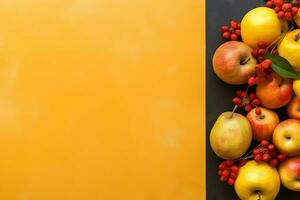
[258,49,266,56]
[252,98,261,106]
[257,41,268,49]
[292,7,299,16]
[277,154,286,162]
[285,12,293,19]
[268,144,275,152]
[277,11,285,18]
[283,3,292,11]
[239,159,247,166]
[253,148,261,155]
[218,163,226,170]
[261,59,272,69]
[269,159,278,168]
[261,140,269,147]
[245,104,252,112]
[231,33,238,41]
[223,32,231,39]
[271,49,279,55]
[254,154,262,162]
[235,29,241,36]
[240,91,246,98]
[266,1,274,7]
[274,0,284,7]
[230,20,238,29]
[255,107,262,115]
[225,160,234,166]
[252,49,258,57]
[232,97,242,105]
[227,178,235,185]
[221,26,230,33]
[255,64,262,70]
[292,0,300,7]
[236,90,242,97]
[231,166,239,173]
[263,153,271,162]
[222,170,230,177]
[274,6,281,13]
[220,175,227,182]
[230,172,237,179]
[248,76,256,86]
[249,93,256,100]
[258,56,265,62]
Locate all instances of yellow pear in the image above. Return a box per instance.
[209,112,252,160]
[235,161,280,200]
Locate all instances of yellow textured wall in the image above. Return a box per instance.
[0,0,205,199]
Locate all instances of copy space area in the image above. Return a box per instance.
[0,1,203,199]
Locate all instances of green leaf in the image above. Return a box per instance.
[265,53,300,79]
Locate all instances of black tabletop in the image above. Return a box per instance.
[206,0,300,199]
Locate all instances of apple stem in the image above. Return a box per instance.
[257,191,261,200]
[240,155,253,160]
[240,57,251,65]
[235,143,262,162]
[267,33,285,51]
[230,105,238,118]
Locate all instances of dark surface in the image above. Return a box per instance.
[206,1,300,199]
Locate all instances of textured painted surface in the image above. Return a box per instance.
[0,1,204,199]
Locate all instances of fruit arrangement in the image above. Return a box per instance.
[210,0,300,199]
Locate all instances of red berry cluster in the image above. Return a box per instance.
[249,59,273,86]
[253,140,286,168]
[266,0,299,19]
[251,41,269,62]
[232,91,261,112]
[221,20,241,41]
[218,160,239,185]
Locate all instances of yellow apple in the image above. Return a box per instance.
[234,161,280,200]
[278,29,300,72]
[279,156,300,192]
[293,79,300,98]
[241,7,282,48]
[273,119,300,156]
[295,9,300,27]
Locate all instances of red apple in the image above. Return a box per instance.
[212,41,257,85]
[287,96,300,120]
[273,119,300,156]
[278,156,300,191]
[247,107,280,141]
[256,72,293,109]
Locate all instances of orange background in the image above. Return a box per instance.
[0,0,205,199]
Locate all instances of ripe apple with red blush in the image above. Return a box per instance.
[247,107,280,141]
[273,119,300,156]
[279,156,300,191]
[256,72,293,109]
[212,41,257,85]
[287,96,300,120]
